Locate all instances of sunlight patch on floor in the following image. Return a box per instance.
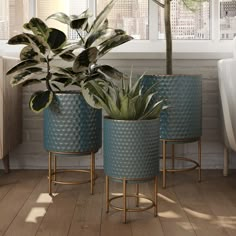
[159,210,181,219]
[184,207,212,220]
[25,207,46,223]
[158,193,176,204]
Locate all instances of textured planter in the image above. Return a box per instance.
[44,92,102,153]
[142,75,202,140]
[103,117,160,180]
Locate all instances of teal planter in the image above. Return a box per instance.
[44,92,102,153]
[142,75,202,140]
[103,118,160,180]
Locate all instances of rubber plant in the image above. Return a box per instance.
[152,0,208,74]
[6,0,132,113]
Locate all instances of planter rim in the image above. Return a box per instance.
[104,116,160,123]
[53,91,81,95]
[144,74,201,77]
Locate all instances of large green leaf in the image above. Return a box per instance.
[24,18,49,39]
[47,28,66,50]
[6,59,39,75]
[98,34,133,57]
[85,29,125,48]
[72,47,98,73]
[29,90,54,113]
[89,0,118,33]
[46,12,71,25]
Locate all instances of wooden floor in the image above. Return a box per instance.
[0,169,236,236]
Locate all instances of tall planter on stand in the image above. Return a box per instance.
[150,0,204,188]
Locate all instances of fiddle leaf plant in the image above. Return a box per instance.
[6,0,133,113]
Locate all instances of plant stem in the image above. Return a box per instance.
[46,56,53,91]
[76,29,85,44]
[164,0,172,75]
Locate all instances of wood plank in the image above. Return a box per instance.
[0,170,44,235]
[100,178,133,236]
[35,171,88,236]
[4,172,58,236]
[68,171,104,236]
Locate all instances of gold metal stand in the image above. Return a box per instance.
[161,138,201,188]
[106,176,158,223]
[48,151,96,195]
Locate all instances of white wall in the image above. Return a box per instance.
[1,57,236,170]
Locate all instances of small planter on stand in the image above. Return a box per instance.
[104,117,160,223]
[44,92,102,195]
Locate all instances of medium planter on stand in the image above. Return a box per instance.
[44,92,102,195]
[103,117,160,223]
[142,75,202,188]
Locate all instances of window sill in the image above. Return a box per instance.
[0,40,234,60]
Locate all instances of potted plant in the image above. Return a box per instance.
[143,0,205,187]
[6,0,133,194]
[83,73,165,223]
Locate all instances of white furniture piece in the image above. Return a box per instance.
[218,37,236,176]
[0,56,22,173]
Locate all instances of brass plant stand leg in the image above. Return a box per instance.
[105,176,158,223]
[48,151,97,195]
[48,152,52,195]
[161,138,202,189]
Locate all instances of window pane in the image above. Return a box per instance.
[96,0,149,40]
[36,0,88,39]
[220,0,236,40]
[0,0,8,39]
[158,0,210,40]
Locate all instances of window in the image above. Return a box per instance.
[97,0,149,40]
[220,0,236,40]
[0,0,235,56]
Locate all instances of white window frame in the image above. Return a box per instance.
[0,0,234,59]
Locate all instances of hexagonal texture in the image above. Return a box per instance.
[43,92,102,152]
[104,118,160,180]
[142,75,202,140]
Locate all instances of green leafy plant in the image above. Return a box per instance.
[82,73,165,120]
[6,0,133,113]
[152,0,208,74]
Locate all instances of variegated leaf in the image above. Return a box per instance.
[22,79,42,87]
[6,59,39,75]
[85,29,125,48]
[70,17,88,30]
[72,47,98,73]
[96,65,124,80]
[25,18,49,39]
[20,46,39,61]
[98,34,133,58]
[47,28,66,50]
[89,0,118,33]
[29,90,54,113]
[46,12,71,25]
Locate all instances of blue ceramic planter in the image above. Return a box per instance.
[103,118,160,180]
[44,92,102,153]
[142,75,202,140]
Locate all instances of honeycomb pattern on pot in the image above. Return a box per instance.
[142,75,202,140]
[44,93,102,152]
[104,118,160,180]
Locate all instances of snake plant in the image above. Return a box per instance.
[82,74,165,120]
[6,0,132,113]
